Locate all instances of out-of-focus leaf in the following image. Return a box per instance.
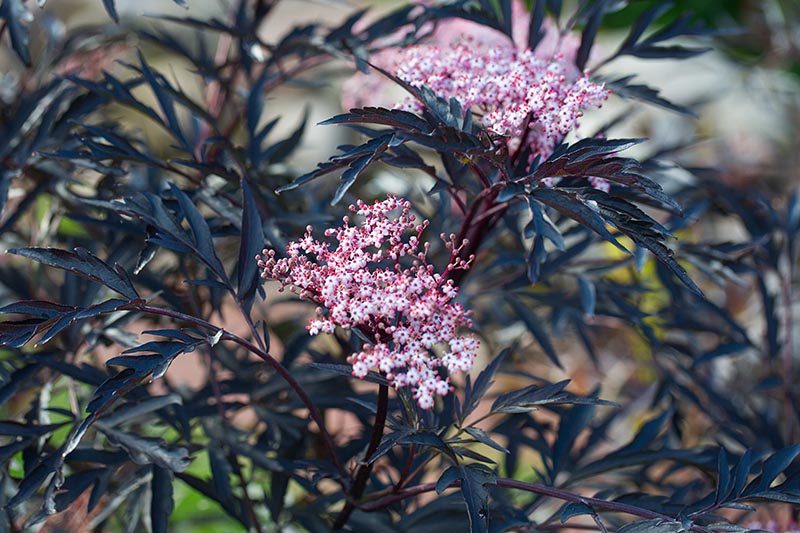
[100,394,183,428]
[551,402,596,479]
[0,421,68,437]
[577,275,596,317]
[0,0,32,65]
[151,466,174,533]
[208,446,234,503]
[263,108,308,165]
[137,51,187,147]
[560,501,594,522]
[102,0,119,22]
[507,296,562,369]
[96,423,191,472]
[618,519,686,533]
[616,11,710,61]
[603,76,696,116]
[575,0,609,71]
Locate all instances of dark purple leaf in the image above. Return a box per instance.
[208,446,234,503]
[577,275,596,317]
[747,444,800,495]
[576,0,609,71]
[169,183,228,283]
[464,427,509,454]
[236,179,264,309]
[459,348,508,423]
[436,466,461,494]
[615,3,673,55]
[137,51,187,147]
[8,247,139,300]
[604,75,696,116]
[560,502,594,522]
[530,189,629,255]
[151,466,174,533]
[459,463,496,533]
[96,424,190,471]
[321,107,430,133]
[0,421,68,437]
[618,519,685,533]
[0,300,76,318]
[507,296,562,369]
[263,108,308,164]
[0,0,32,65]
[102,0,119,22]
[528,0,547,50]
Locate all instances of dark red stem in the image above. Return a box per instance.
[446,188,507,287]
[332,383,390,529]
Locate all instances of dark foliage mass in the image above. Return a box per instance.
[0,1,797,532]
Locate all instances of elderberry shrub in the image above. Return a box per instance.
[0,1,798,532]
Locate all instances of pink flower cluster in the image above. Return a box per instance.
[257,195,479,410]
[746,521,800,533]
[343,1,612,191]
[394,41,609,161]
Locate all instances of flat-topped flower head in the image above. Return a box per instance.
[257,195,479,409]
[342,3,611,191]
[394,43,609,161]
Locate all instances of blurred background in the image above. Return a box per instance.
[1,1,800,531]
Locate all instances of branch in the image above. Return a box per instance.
[361,476,675,522]
[132,303,347,485]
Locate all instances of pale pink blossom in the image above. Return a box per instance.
[393,43,609,161]
[342,2,611,191]
[257,195,479,409]
[746,520,800,533]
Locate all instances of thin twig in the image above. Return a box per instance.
[394,443,417,490]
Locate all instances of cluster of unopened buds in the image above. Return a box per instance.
[257,195,479,409]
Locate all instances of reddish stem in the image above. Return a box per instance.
[332,383,390,529]
[446,188,507,287]
[395,443,417,490]
[361,477,676,524]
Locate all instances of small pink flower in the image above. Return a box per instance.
[394,44,608,162]
[257,195,479,409]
